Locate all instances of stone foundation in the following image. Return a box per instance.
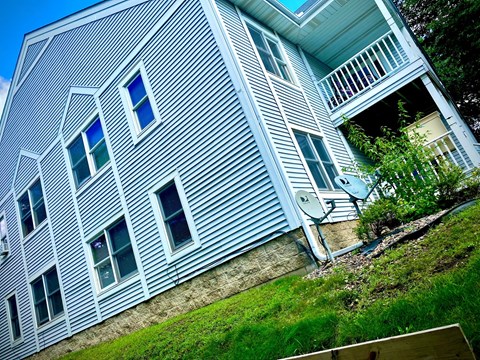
[311,220,360,254]
[30,228,316,359]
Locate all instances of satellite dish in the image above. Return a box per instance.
[295,190,325,219]
[334,175,370,200]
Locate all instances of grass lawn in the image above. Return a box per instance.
[63,201,480,360]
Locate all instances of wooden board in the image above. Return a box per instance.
[281,324,475,360]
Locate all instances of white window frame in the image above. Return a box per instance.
[29,266,65,328]
[17,177,47,239]
[149,172,200,263]
[243,19,294,84]
[292,129,341,192]
[119,60,162,144]
[5,291,23,344]
[1,211,9,257]
[65,112,111,189]
[87,217,139,294]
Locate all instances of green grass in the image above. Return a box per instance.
[63,202,480,360]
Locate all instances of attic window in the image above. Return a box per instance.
[1,215,8,256]
[67,116,110,188]
[18,180,47,237]
[246,24,292,82]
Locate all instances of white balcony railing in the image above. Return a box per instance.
[425,131,470,171]
[317,31,409,112]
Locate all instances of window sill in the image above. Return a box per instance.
[75,163,112,197]
[165,241,201,264]
[22,220,48,245]
[36,314,65,332]
[10,337,24,347]
[132,119,162,147]
[96,272,140,300]
[268,73,300,90]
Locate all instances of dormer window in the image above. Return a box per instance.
[18,180,47,237]
[0,215,8,256]
[67,116,110,188]
[246,24,292,82]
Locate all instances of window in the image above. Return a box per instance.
[125,73,155,132]
[6,294,21,341]
[1,215,8,256]
[294,132,340,191]
[157,181,194,252]
[18,180,47,237]
[90,219,138,291]
[31,267,64,326]
[246,24,292,82]
[68,117,110,188]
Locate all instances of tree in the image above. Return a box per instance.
[393,0,480,138]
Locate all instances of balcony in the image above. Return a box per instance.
[426,132,471,171]
[317,31,409,113]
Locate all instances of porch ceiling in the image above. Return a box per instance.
[231,0,391,69]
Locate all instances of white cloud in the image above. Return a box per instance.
[0,76,11,119]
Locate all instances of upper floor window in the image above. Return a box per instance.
[6,294,21,341]
[126,73,155,131]
[31,267,64,327]
[246,24,292,82]
[68,117,110,188]
[89,218,138,291]
[18,180,47,237]
[0,215,8,256]
[294,131,340,191]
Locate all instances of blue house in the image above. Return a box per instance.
[1,0,479,358]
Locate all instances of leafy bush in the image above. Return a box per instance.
[355,198,402,239]
[344,101,469,238]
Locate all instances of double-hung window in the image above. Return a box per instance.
[90,219,138,291]
[246,24,292,82]
[294,131,340,191]
[18,180,47,237]
[31,267,64,327]
[157,181,193,252]
[1,215,8,256]
[125,73,155,132]
[6,294,21,341]
[68,117,109,188]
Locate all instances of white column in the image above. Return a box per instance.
[421,74,480,167]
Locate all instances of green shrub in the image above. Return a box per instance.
[356,198,402,239]
[344,101,470,238]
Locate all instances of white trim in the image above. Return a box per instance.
[12,150,40,192]
[96,0,185,97]
[59,136,102,321]
[94,95,150,299]
[5,290,24,346]
[149,171,201,264]
[13,38,53,95]
[118,60,163,144]
[59,86,99,139]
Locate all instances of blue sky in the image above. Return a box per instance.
[0,0,306,115]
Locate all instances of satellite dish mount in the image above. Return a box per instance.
[295,191,336,262]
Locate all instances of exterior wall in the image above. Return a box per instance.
[29,229,313,360]
[215,0,357,223]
